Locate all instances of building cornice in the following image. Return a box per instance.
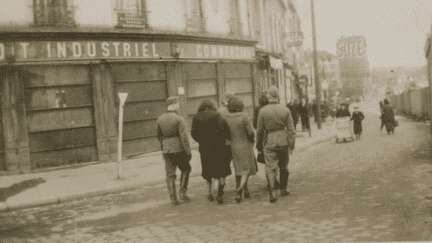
[0,27,258,46]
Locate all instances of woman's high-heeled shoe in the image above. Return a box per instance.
[235,188,243,203]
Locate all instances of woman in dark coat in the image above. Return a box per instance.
[224,96,257,203]
[299,99,310,132]
[191,100,231,204]
[382,99,396,134]
[351,106,365,140]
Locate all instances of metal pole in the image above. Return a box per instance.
[116,92,128,180]
[311,0,322,129]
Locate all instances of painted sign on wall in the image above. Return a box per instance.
[176,43,255,60]
[0,41,172,62]
[336,36,367,59]
[0,41,256,62]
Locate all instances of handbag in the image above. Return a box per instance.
[394,120,399,127]
[257,151,265,164]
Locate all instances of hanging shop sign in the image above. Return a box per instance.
[269,56,283,70]
[176,43,255,60]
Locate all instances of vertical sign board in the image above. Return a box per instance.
[337,36,369,98]
[337,36,367,59]
[116,92,128,180]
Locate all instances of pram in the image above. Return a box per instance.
[335,117,354,143]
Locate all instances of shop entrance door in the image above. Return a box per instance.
[24,65,98,169]
[112,63,168,156]
[183,63,218,127]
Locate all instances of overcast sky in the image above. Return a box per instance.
[296,0,432,68]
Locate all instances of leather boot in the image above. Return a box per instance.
[235,188,243,203]
[266,174,277,203]
[179,172,190,202]
[166,177,179,206]
[280,170,290,197]
[216,183,224,204]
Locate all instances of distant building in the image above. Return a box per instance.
[302,50,341,104]
[0,0,303,172]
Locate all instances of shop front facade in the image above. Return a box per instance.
[0,34,257,172]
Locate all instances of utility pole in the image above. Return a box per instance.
[311,0,322,129]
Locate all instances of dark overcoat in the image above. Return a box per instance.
[351,111,365,134]
[191,110,231,181]
[382,104,396,132]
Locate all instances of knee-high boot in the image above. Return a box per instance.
[280,169,289,196]
[266,173,277,203]
[166,177,179,206]
[179,171,190,202]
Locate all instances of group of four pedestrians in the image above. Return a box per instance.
[156,86,296,206]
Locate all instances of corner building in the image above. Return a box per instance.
[0,0,301,172]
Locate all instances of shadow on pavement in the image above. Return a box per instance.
[0,178,46,202]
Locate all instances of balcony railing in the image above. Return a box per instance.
[116,11,148,29]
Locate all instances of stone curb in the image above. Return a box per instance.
[0,133,334,213]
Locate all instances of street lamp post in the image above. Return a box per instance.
[311,0,322,129]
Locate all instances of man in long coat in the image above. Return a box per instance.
[256,86,296,203]
[156,96,192,205]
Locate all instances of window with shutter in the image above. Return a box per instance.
[185,0,205,33]
[33,0,75,27]
[229,0,242,37]
[115,0,148,29]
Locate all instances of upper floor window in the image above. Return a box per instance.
[115,0,148,29]
[185,0,205,32]
[33,0,75,27]
[229,0,242,37]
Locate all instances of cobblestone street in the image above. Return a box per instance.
[1,113,432,242]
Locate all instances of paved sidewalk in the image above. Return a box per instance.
[0,121,335,212]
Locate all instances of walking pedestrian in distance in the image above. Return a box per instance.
[379,100,385,131]
[256,86,296,203]
[191,100,231,204]
[299,99,310,133]
[351,106,365,140]
[224,96,257,203]
[381,99,397,135]
[287,99,300,131]
[156,97,192,206]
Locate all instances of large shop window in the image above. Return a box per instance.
[24,66,97,168]
[0,88,4,171]
[184,63,218,127]
[112,63,168,156]
[222,63,254,117]
[115,0,148,28]
[33,0,75,27]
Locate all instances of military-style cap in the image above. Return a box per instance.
[166,96,179,106]
[267,86,279,102]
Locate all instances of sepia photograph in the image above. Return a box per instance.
[0,0,432,242]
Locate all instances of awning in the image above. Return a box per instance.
[269,56,283,70]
